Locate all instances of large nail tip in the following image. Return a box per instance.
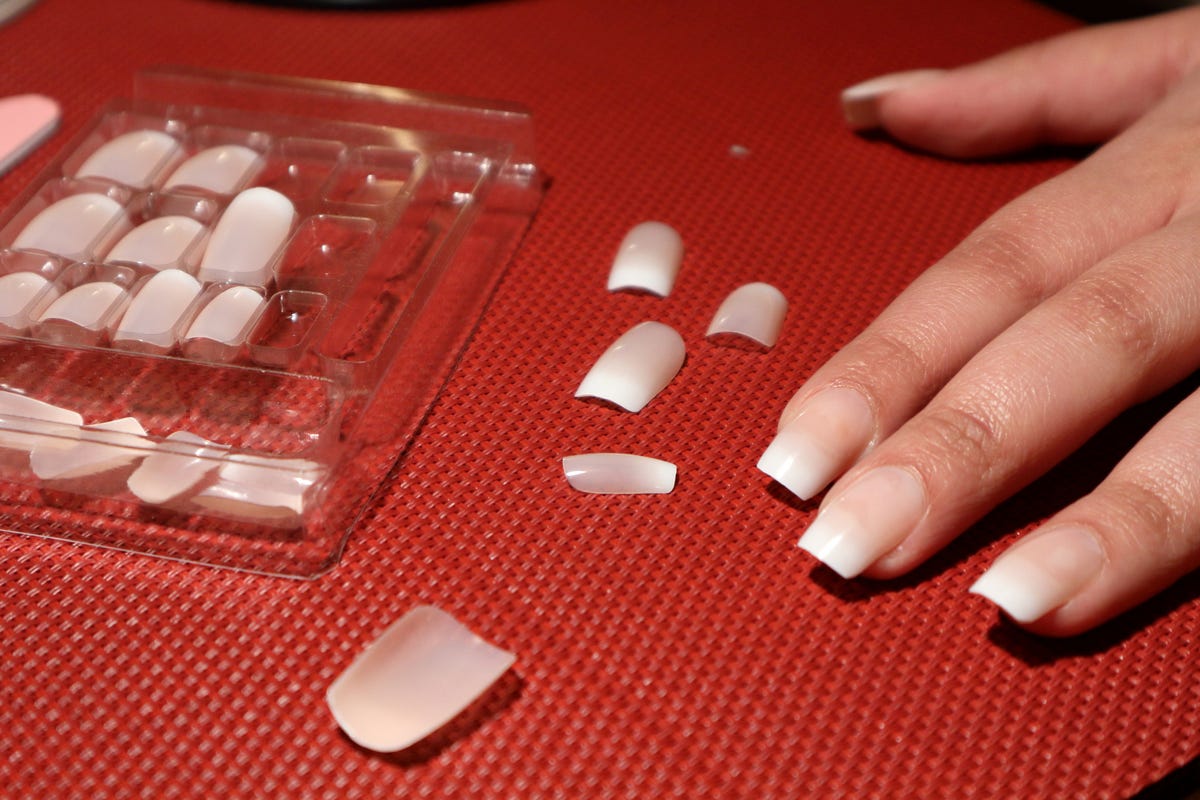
[575,321,685,413]
[706,282,787,348]
[607,221,683,297]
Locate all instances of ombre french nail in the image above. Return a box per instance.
[757,387,874,501]
[841,69,945,130]
[969,526,1105,623]
[796,465,926,578]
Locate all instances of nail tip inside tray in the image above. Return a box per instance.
[0,66,544,577]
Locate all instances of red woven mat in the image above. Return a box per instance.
[2,0,1197,797]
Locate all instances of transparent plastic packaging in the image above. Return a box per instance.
[0,67,544,577]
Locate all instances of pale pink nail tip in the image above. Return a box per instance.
[575,321,685,412]
[0,94,60,177]
[796,465,925,578]
[326,606,516,753]
[841,69,946,130]
[706,282,787,348]
[563,453,676,494]
[969,526,1105,623]
[607,221,683,297]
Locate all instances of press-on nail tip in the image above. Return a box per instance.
[74,129,181,189]
[113,269,203,350]
[0,271,57,329]
[38,281,129,329]
[707,282,787,347]
[969,527,1105,623]
[103,215,206,269]
[326,605,516,753]
[164,144,263,195]
[575,321,685,412]
[30,416,148,480]
[194,455,323,522]
[795,466,926,579]
[13,193,128,260]
[840,69,945,130]
[756,428,834,502]
[563,453,677,494]
[607,221,683,296]
[184,285,265,345]
[126,431,225,504]
[197,187,295,287]
[0,390,82,452]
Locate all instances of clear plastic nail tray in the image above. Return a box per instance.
[0,67,543,576]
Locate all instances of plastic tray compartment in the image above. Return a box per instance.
[0,66,543,577]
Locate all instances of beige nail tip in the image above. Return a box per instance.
[126,431,225,504]
[114,269,203,349]
[607,221,683,297]
[103,215,206,269]
[13,193,128,260]
[74,129,181,189]
[163,144,263,195]
[38,281,129,329]
[183,285,266,346]
[563,453,676,494]
[0,390,83,452]
[0,271,58,330]
[841,69,946,131]
[30,416,148,481]
[326,605,516,753]
[706,282,787,348]
[575,321,686,412]
[193,455,323,523]
[197,187,295,287]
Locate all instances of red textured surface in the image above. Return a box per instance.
[1,0,1198,797]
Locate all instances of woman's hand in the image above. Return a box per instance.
[758,7,1200,636]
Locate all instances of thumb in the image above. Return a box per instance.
[843,7,1200,159]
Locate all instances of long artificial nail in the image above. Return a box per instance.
[326,605,516,753]
[0,389,82,452]
[163,144,264,195]
[29,416,148,481]
[607,221,683,297]
[103,215,206,270]
[113,269,203,350]
[969,526,1105,623]
[796,465,925,578]
[0,271,58,331]
[38,281,129,329]
[197,187,295,287]
[184,285,265,346]
[74,129,180,189]
[562,453,676,494]
[706,282,787,348]
[841,69,945,131]
[575,321,686,412]
[194,454,324,523]
[13,193,128,261]
[757,387,874,500]
[126,431,225,504]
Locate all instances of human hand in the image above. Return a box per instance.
[758,7,1200,636]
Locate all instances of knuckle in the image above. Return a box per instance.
[840,327,940,402]
[913,401,1006,483]
[954,219,1055,308]
[1101,476,1191,567]
[1061,270,1162,366]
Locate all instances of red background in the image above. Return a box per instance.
[2,0,1197,797]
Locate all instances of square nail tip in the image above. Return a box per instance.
[967,573,1046,624]
[795,536,866,580]
[755,455,822,503]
